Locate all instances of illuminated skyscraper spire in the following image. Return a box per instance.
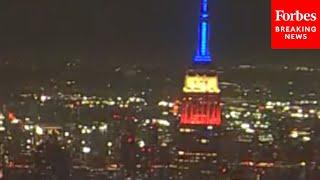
[194,0,212,63]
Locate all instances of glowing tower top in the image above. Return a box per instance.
[194,0,212,64]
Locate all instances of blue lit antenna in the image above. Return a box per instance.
[193,0,212,63]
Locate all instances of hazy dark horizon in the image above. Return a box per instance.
[0,0,319,68]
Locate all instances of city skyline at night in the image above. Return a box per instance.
[1,0,320,179]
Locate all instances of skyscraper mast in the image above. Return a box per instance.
[194,0,212,63]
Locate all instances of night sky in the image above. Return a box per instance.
[0,0,319,68]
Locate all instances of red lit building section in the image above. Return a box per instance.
[181,94,221,125]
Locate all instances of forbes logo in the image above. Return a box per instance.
[275,10,317,22]
[272,0,320,49]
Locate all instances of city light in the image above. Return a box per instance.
[82,146,91,154]
[0,113,5,120]
[138,140,145,148]
[107,142,113,147]
[64,132,70,137]
[35,126,44,135]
